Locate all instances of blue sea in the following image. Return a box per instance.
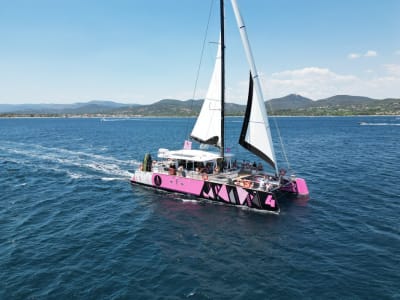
[1,116,399,299]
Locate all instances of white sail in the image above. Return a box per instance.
[231,0,278,173]
[240,75,276,170]
[190,40,222,148]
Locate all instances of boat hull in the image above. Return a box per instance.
[279,177,309,196]
[130,171,298,213]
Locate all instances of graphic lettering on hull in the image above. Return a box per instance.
[146,174,278,211]
[198,182,277,210]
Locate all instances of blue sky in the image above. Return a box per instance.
[0,0,399,104]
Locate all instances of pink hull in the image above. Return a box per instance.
[279,178,309,196]
[131,172,309,212]
[154,173,205,195]
[295,178,309,195]
[131,172,281,212]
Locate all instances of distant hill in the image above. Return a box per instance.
[1,95,399,116]
[80,100,131,108]
[312,95,376,107]
[109,99,245,116]
[267,94,313,110]
[272,95,400,116]
[112,99,203,116]
[0,103,71,113]
[0,100,136,114]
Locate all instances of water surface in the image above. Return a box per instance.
[1,116,399,299]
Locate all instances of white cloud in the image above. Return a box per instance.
[383,64,400,76]
[348,53,361,59]
[227,66,400,103]
[364,50,377,57]
[238,67,400,100]
[264,67,358,99]
[347,50,378,59]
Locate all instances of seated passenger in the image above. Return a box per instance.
[214,166,220,174]
[168,165,176,175]
[259,176,266,190]
[177,165,186,177]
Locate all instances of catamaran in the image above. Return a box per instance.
[130,0,309,213]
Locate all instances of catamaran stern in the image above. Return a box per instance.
[279,177,309,197]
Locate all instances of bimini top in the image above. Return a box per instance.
[157,148,224,162]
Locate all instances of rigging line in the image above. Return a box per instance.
[260,74,292,172]
[184,0,216,141]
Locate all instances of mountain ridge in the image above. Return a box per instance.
[1,95,399,116]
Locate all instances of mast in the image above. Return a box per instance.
[220,0,225,161]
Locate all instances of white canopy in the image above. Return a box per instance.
[158,149,221,162]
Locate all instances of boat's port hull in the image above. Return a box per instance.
[130,171,308,213]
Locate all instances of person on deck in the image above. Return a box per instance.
[259,176,266,190]
[214,165,220,174]
[169,164,176,175]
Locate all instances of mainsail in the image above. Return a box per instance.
[190,40,222,148]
